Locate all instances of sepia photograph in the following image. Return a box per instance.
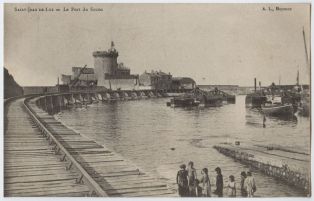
[3,3,311,197]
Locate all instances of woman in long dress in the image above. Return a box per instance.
[200,168,211,197]
[187,161,197,196]
[176,164,188,197]
[214,167,223,197]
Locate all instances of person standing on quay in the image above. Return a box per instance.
[176,164,188,197]
[187,161,197,196]
[200,168,211,197]
[240,171,248,197]
[244,171,257,197]
[227,175,236,197]
[214,167,223,197]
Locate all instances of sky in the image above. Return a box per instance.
[4,3,311,86]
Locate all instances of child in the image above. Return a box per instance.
[194,179,203,197]
[227,175,236,197]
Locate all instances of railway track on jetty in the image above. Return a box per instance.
[4,96,175,197]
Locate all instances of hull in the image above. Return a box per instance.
[262,104,294,116]
[204,98,223,107]
[170,98,199,107]
[167,88,233,108]
[298,95,310,117]
[298,100,310,117]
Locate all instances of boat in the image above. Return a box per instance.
[168,95,200,107]
[298,92,310,117]
[192,88,225,107]
[245,78,267,108]
[262,95,295,116]
[245,93,267,108]
[297,27,310,117]
[202,95,223,107]
[262,104,294,116]
[167,87,228,108]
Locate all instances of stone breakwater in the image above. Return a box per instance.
[213,143,310,195]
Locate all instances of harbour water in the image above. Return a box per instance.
[56,95,310,197]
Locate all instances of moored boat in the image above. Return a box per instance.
[167,87,229,108]
[245,93,267,108]
[168,95,200,107]
[203,96,223,107]
[298,94,310,117]
[262,104,294,116]
[245,78,268,108]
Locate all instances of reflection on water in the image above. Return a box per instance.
[56,96,310,197]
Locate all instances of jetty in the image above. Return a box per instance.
[4,98,92,196]
[4,96,175,197]
[213,142,310,195]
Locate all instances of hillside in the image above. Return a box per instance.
[4,67,23,99]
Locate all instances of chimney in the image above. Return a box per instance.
[254,78,257,92]
[259,81,262,91]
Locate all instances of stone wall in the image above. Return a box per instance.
[214,144,310,194]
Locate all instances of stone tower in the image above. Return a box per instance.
[93,41,119,86]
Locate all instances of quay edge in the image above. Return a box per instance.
[213,143,310,196]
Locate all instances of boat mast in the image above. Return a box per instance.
[302,27,309,66]
[302,27,310,84]
[296,70,299,86]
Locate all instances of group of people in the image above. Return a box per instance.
[176,161,257,197]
